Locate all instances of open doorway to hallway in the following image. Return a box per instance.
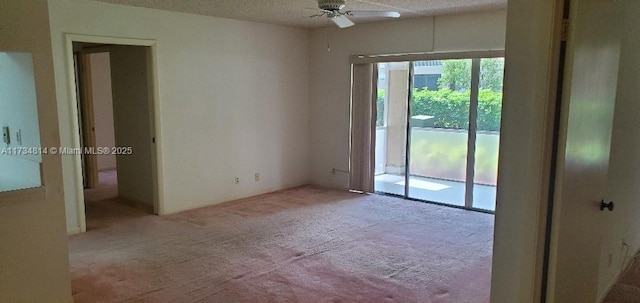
[73,42,158,230]
[374,56,504,213]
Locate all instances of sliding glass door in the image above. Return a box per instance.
[374,56,504,212]
[407,59,472,207]
[471,58,504,210]
[374,62,410,196]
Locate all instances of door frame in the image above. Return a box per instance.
[75,48,109,190]
[64,34,165,233]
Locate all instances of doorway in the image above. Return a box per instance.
[374,56,504,212]
[71,40,160,231]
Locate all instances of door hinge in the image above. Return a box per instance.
[561,18,570,41]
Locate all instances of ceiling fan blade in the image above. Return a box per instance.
[347,10,401,18]
[331,15,355,28]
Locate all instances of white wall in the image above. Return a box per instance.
[89,52,116,171]
[0,52,42,191]
[0,0,72,302]
[308,10,507,188]
[48,0,310,233]
[0,156,41,192]
[0,53,42,162]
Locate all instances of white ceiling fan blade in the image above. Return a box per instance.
[331,15,355,28]
[347,10,401,18]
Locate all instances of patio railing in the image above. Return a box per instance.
[375,127,499,186]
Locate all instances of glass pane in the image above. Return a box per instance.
[408,59,472,206]
[374,62,410,196]
[472,58,504,211]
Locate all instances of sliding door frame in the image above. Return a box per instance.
[404,63,415,198]
[350,50,504,65]
[464,58,482,209]
[359,50,504,213]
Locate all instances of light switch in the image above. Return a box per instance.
[2,126,9,145]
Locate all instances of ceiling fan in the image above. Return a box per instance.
[310,0,401,28]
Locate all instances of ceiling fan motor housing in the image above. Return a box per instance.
[318,0,346,11]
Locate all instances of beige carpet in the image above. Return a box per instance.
[70,173,494,302]
[604,254,640,303]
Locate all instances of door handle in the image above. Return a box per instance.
[600,200,614,211]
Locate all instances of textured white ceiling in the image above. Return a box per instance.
[92,0,507,28]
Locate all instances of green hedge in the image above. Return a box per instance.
[376,90,385,126]
[377,88,502,131]
[475,89,503,131]
[412,88,502,131]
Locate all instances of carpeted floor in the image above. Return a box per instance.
[70,172,494,302]
[604,255,640,303]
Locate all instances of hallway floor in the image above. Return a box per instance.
[82,169,153,231]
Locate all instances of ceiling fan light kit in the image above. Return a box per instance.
[331,15,356,28]
[312,0,401,29]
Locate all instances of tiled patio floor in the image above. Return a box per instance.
[374,174,496,211]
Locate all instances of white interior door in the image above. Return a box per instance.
[109,45,157,211]
[547,0,621,302]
